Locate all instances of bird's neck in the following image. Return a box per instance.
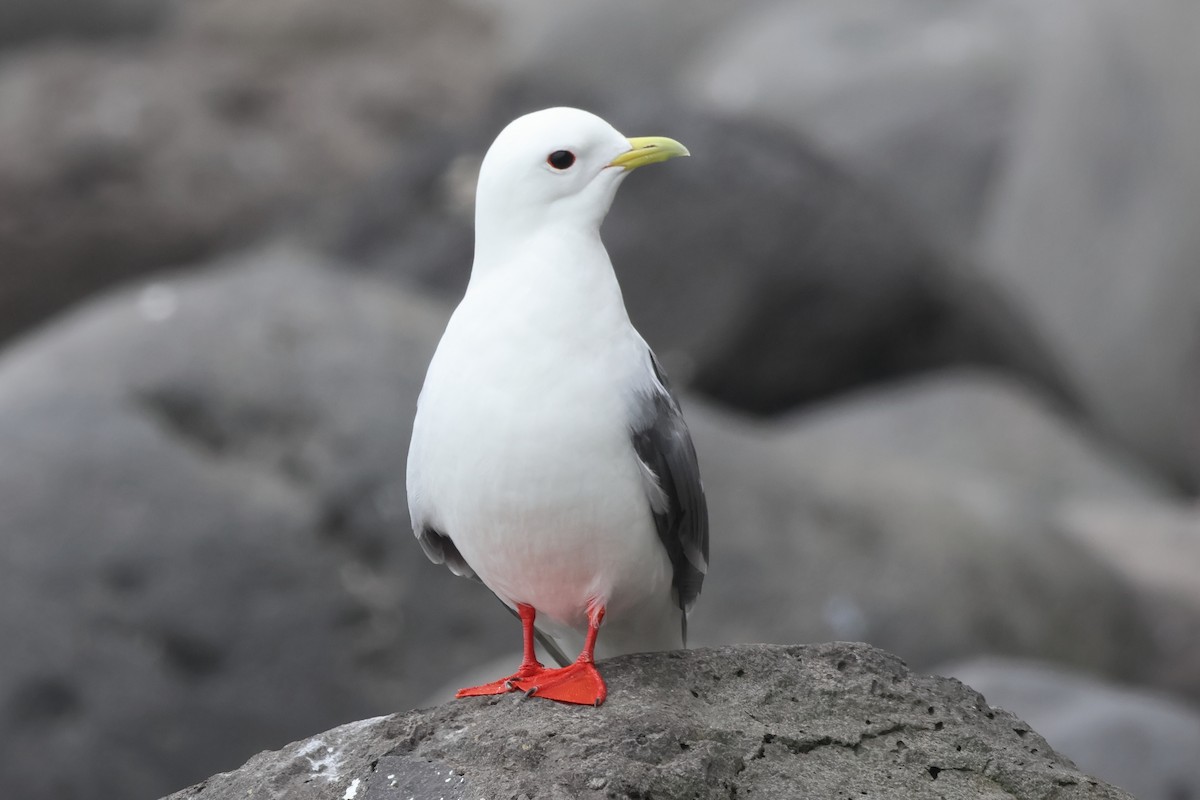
[473,181,616,269]
[471,221,606,283]
[465,225,632,333]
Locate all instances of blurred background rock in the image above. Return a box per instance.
[0,1,1197,798]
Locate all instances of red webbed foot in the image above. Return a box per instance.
[515,602,607,706]
[455,662,548,698]
[456,603,552,698]
[456,602,609,706]
[512,660,606,706]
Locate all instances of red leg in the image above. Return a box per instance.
[512,603,608,706]
[456,603,549,698]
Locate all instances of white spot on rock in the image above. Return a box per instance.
[343,777,361,799]
[295,738,343,781]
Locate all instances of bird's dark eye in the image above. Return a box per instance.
[547,150,576,170]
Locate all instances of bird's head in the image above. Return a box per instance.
[473,107,688,259]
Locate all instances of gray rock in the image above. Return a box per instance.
[942,657,1200,800]
[475,0,780,97]
[172,0,493,57]
[686,371,1183,697]
[327,97,1073,416]
[980,0,1200,490]
[778,369,1167,506]
[164,643,1134,800]
[1056,500,1200,698]
[682,0,1050,245]
[0,246,516,800]
[0,0,496,344]
[0,0,167,49]
[1059,501,1200,610]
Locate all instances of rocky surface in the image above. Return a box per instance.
[165,643,1134,800]
[943,657,1200,800]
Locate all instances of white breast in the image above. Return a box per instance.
[407,238,676,649]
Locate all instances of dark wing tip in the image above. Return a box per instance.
[633,348,710,625]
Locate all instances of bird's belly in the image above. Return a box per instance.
[418,386,670,631]
[465,488,668,631]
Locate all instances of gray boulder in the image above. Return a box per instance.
[0,0,167,49]
[476,0,779,95]
[943,657,1200,800]
[774,369,1167,505]
[682,0,1049,245]
[980,0,1200,490]
[686,371,1183,697]
[0,0,495,344]
[164,643,1134,800]
[1056,500,1200,698]
[0,246,517,800]
[1059,501,1200,610]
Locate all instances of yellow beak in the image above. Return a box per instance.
[608,136,690,171]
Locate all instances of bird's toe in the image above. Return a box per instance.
[515,661,607,706]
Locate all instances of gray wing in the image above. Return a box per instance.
[630,348,709,644]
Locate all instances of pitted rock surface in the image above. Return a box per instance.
[165,643,1134,800]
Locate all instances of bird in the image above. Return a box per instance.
[406,107,708,707]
